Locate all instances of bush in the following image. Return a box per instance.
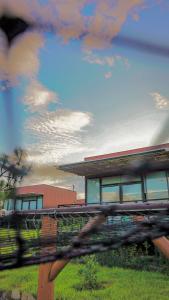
[95,241,169,274]
[77,255,100,290]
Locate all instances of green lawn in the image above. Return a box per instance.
[0,263,169,300]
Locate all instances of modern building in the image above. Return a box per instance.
[59,143,169,205]
[3,184,78,211]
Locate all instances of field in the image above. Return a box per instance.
[0,263,169,300]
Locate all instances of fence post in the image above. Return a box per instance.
[37,216,57,300]
[152,236,169,259]
[37,263,54,300]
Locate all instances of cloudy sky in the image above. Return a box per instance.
[0,0,169,196]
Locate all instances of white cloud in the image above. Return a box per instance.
[83,50,115,66]
[104,71,112,79]
[150,92,169,110]
[0,0,158,85]
[23,80,59,112]
[25,110,92,164]
[0,32,44,84]
[86,111,169,158]
[0,0,34,21]
[26,110,91,134]
[83,0,144,49]
[83,50,129,67]
[83,50,129,78]
[0,0,145,51]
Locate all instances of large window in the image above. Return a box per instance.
[3,199,14,210]
[30,200,37,210]
[37,196,43,209]
[102,185,120,203]
[22,201,29,210]
[146,172,168,200]
[15,199,22,210]
[122,183,142,202]
[15,195,43,211]
[87,179,100,204]
[86,172,169,205]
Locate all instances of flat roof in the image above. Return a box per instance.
[59,146,169,177]
[85,143,169,161]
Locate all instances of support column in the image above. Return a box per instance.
[37,263,54,300]
[37,216,57,300]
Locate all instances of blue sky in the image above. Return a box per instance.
[0,0,169,195]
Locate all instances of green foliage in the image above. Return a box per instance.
[0,180,15,205]
[96,242,169,274]
[77,255,100,290]
[0,148,30,208]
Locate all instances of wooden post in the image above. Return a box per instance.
[132,215,169,260]
[152,236,169,259]
[37,263,54,300]
[37,214,106,299]
[37,216,57,300]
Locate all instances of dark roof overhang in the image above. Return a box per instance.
[59,149,169,178]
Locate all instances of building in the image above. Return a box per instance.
[59,143,169,205]
[3,184,78,211]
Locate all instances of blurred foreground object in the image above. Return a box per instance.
[0,12,32,48]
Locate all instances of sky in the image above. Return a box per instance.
[0,0,169,197]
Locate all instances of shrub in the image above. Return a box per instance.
[96,241,169,275]
[77,255,100,290]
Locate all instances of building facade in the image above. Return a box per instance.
[60,143,169,205]
[4,184,78,211]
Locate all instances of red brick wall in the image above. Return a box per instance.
[16,184,77,208]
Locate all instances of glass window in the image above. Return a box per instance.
[30,201,37,210]
[102,176,121,185]
[102,185,120,203]
[87,179,100,204]
[8,199,14,210]
[37,196,43,209]
[146,172,168,200]
[15,199,22,211]
[123,183,142,202]
[3,199,8,210]
[22,201,29,210]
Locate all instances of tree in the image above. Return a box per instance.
[0,148,30,209]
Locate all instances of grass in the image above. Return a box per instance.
[0,228,39,255]
[0,263,169,300]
